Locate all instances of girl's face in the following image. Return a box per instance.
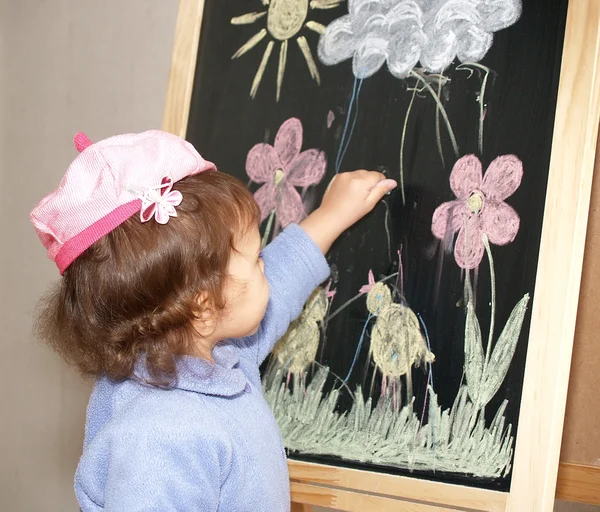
[214,224,270,341]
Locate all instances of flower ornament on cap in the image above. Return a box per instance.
[140,175,183,224]
[30,130,216,274]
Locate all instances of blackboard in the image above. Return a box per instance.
[185,0,566,492]
[164,0,600,508]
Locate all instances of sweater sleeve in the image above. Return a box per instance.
[95,424,229,511]
[255,224,330,364]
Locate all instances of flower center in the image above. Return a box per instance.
[273,168,285,186]
[467,191,484,214]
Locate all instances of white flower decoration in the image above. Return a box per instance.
[318,0,522,79]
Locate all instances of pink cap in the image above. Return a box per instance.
[30,130,216,274]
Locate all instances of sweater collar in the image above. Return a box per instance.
[134,341,248,397]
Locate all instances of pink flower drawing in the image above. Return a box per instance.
[431,154,522,269]
[246,118,327,227]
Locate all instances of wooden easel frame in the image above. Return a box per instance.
[162,1,600,510]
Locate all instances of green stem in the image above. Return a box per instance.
[436,78,445,167]
[464,266,473,307]
[409,70,459,158]
[456,63,494,155]
[383,200,392,263]
[400,86,417,206]
[478,69,489,154]
[262,210,276,248]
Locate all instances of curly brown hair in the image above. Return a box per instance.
[35,171,260,386]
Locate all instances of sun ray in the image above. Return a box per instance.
[231,12,267,25]
[277,40,288,102]
[305,21,326,35]
[251,40,275,98]
[310,0,343,9]
[232,29,267,59]
[297,36,321,85]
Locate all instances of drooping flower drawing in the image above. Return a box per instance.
[318,0,522,79]
[317,0,523,202]
[246,117,327,229]
[431,154,522,269]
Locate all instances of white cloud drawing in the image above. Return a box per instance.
[317,0,522,79]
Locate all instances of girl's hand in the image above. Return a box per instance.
[299,171,397,254]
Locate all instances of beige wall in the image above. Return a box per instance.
[1,1,597,511]
[1,1,178,510]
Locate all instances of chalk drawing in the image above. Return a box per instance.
[316,0,521,201]
[431,154,522,269]
[261,152,530,478]
[317,0,521,78]
[327,110,335,128]
[246,117,327,242]
[366,281,435,402]
[231,0,346,101]
[263,367,515,477]
[272,287,328,376]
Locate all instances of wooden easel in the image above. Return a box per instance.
[162,1,600,509]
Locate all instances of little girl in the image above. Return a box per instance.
[31,130,396,511]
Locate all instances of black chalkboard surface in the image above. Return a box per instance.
[186,0,568,492]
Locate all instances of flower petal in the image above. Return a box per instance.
[479,0,522,32]
[450,155,483,199]
[349,0,382,17]
[359,269,375,293]
[420,27,457,73]
[246,143,281,183]
[155,205,169,225]
[164,190,183,207]
[287,149,327,187]
[387,2,424,77]
[159,175,174,196]
[387,25,424,79]
[431,200,466,240]
[274,118,303,169]
[455,216,485,269]
[482,200,520,246]
[350,0,386,36]
[359,283,374,294]
[456,24,493,63]
[140,202,156,223]
[352,15,389,78]
[254,183,277,223]
[275,182,306,227]
[318,16,357,66]
[387,0,423,28]
[164,203,177,218]
[481,154,523,200]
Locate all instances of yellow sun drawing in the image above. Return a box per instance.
[231,0,343,101]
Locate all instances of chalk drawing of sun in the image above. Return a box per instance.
[231,0,343,101]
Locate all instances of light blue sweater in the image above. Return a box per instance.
[74,224,330,511]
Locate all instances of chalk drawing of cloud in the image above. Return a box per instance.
[318,0,522,79]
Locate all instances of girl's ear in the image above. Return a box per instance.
[194,291,218,337]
